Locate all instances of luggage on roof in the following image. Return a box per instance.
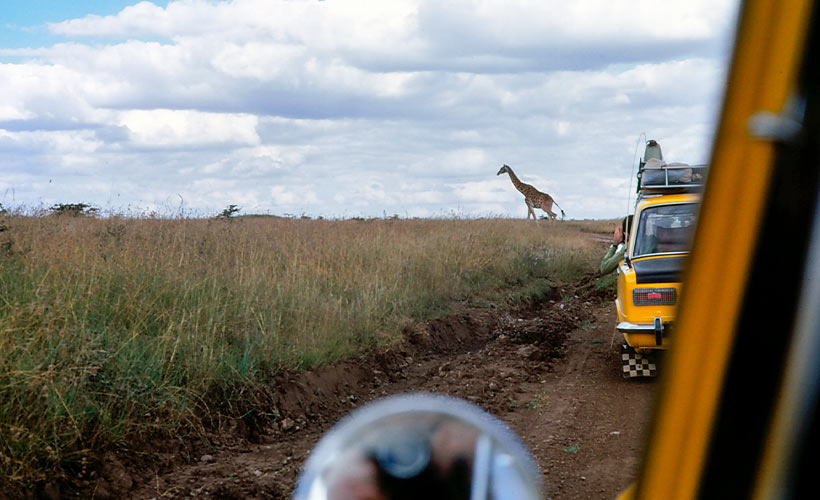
[637,140,707,193]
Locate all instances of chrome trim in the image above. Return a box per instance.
[617,320,672,334]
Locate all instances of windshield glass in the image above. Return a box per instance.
[633,203,698,257]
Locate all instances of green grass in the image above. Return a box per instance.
[0,214,603,484]
[563,440,582,454]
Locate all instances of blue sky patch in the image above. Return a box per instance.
[1,1,169,48]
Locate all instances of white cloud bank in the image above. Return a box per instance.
[0,0,739,218]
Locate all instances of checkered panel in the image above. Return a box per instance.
[621,347,657,378]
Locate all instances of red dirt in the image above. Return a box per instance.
[37,277,658,499]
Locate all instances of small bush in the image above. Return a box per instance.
[49,203,98,217]
[217,204,241,220]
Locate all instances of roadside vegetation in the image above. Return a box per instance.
[0,210,607,485]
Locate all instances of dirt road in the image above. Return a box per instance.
[95,278,657,499]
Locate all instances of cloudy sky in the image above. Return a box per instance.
[1,0,740,219]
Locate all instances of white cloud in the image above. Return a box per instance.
[0,0,740,219]
[269,184,319,210]
[451,179,510,203]
[118,110,259,147]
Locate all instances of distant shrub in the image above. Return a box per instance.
[50,203,99,217]
[0,204,10,255]
[217,204,241,220]
[0,233,9,255]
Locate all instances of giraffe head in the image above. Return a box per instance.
[497,164,511,176]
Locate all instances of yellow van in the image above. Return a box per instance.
[616,143,705,376]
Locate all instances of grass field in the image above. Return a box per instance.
[0,211,610,484]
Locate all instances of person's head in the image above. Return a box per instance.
[621,216,631,242]
[614,226,624,244]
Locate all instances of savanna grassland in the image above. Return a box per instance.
[0,210,613,488]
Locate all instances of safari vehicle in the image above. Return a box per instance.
[615,141,706,376]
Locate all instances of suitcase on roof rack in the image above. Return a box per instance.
[638,140,707,192]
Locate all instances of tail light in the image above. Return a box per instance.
[634,287,676,306]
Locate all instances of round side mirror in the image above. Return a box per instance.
[293,393,543,500]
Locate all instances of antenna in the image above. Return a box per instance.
[627,133,647,216]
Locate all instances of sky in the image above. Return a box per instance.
[0,0,740,219]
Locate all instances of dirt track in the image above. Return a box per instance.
[79,277,658,500]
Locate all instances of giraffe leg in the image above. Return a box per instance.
[543,201,557,221]
[525,199,537,221]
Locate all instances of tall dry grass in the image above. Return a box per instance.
[0,213,603,483]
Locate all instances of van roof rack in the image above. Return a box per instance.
[637,163,708,194]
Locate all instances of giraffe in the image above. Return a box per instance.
[497,164,565,221]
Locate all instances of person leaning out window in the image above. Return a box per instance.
[601,225,626,274]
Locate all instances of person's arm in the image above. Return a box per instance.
[600,243,625,274]
[601,245,618,274]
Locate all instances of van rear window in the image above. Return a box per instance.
[633,203,698,257]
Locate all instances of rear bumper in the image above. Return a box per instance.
[618,317,672,348]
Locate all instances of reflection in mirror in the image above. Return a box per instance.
[293,394,543,500]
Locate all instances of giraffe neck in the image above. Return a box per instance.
[506,169,526,192]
